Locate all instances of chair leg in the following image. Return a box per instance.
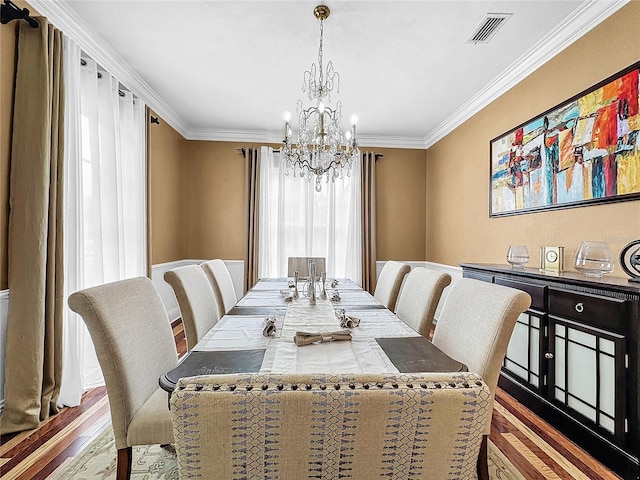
[476,435,489,480]
[116,447,133,480]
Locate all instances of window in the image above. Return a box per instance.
[257,146,362,283]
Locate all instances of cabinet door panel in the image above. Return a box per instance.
[550,317,626,443]
[503,312,544,390]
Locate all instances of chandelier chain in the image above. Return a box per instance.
[318,18,324,90]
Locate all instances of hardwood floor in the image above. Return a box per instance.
[0,321,622,480]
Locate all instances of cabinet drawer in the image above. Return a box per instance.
[495,277,546,311]
[463,271,493,283]
[548,288,628,332]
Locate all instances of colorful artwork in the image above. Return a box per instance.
[490,62,640,216]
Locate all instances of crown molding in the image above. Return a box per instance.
[186,128,426,149]
[186,128,281,143]
[356,135,427,150]
[423,0,630,148]
[29,0,192,138]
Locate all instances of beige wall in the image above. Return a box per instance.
[426,1,640,272]
[148,110,189,264]
[375,147,426,261]
[182,141,255,261]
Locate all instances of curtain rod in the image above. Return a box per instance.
[1,0,39,27]
[237,148,281,155]
[80,58,128,98]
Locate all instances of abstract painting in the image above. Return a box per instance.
[490,62,640,217]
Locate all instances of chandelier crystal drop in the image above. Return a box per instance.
[282,5,359,192]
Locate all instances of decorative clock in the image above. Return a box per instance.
[540,246,564,273]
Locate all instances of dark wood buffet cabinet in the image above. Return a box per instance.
[461,263,640,480]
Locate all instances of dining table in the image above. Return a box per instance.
[159,277,467,393]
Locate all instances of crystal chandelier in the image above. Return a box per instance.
[282,5,359,192]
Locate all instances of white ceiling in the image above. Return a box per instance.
[31,0,628,148]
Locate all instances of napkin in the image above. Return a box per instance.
[330,279,339,288]
[330,290,341,302]
[263,315,277,337]
[293,329,352,346]
[335,308,360,328]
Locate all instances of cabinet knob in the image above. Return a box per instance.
[575,302,584,313]
[544,352,554,359]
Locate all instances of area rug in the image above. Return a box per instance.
[50,426,524,479]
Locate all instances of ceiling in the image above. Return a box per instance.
[30,0,628,148]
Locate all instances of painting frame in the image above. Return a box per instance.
[489,61,640,217]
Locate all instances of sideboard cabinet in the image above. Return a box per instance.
[461,263,640,480]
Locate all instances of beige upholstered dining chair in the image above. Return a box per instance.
[200,259,238,316]
[287,256,326,279]
[68,277,178,480]
[171,372,491,480]
[164,265,220,351]
[373,260,411,310]
[431,277,531,477]
[394,267,451,337]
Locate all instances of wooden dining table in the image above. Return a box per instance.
[160,277,466,393]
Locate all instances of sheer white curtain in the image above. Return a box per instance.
[258,146,362,283]
[59,39,147,406]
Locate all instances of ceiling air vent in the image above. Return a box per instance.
[466,13,512,44]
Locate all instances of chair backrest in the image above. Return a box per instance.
[394,267,451,337]
[164,265,220,350]
[431,278,531,433]
[200,259,238,316]
[68,277,178,449]
[171,372,490,480]
[373,260,410,310]
[287,256,326,279]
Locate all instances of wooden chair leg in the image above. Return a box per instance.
[476,435,489,480]
[116,447,132,480]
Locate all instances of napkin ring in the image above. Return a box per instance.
[263,315,277,337]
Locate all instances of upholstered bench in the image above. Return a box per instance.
[170,372,490,479]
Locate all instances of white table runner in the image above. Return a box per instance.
[194,280,420,374]
[264,297,417,374]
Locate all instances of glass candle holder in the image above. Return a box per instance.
[574,241,614,278]
[507,245,529,268]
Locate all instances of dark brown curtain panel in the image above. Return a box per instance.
[1,20,65,434]
[243,147,260,293]
[361,152,377,294]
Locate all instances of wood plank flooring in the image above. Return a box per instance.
[0,320,622,479]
